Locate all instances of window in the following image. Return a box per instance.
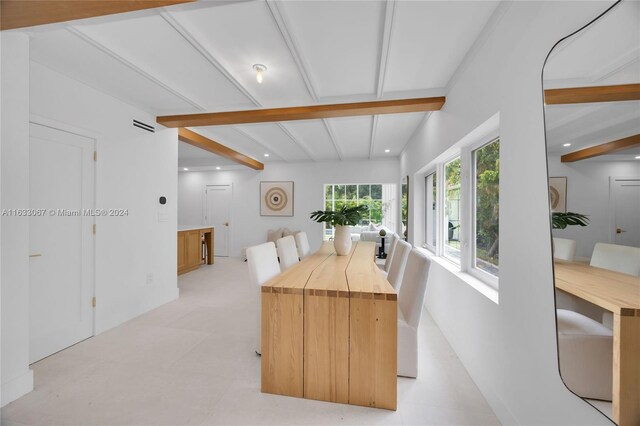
[473,139,500,277]
[323,184,397,239]
[444,157,461,263]
[421,115,500,292]
[425,172,437,250]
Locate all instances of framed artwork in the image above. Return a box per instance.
[549,177,567,213]
[260,181,294,217]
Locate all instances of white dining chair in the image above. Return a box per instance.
[276,235,299,271]
[386,239,411,291]
[590,243,640,276]
[397,248,431,378]
[246,242,281,356]
[556,309,613,401]
[553,237,577,261]
[590,242,640,328]
[384,233,399,272]
[294,232,311,259]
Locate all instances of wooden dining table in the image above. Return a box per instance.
[554,260,640,426]
[261,241,397,410]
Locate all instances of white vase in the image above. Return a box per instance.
[334,225,352,256]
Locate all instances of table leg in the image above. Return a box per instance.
[612,313,640,426]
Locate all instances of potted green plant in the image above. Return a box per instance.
[310,204,368,255]
[552,212,589,229]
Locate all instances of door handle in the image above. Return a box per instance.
[29,253,42,258]
[616,228,626,234]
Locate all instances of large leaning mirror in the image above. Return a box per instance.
[542,1,640,425]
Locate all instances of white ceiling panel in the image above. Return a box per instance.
[278,1,384,98]
[373,112,425,157]
[234,123,310,162]
[384,1,499,93]
[71,14,254,111]
[168,1,313,107]
[544,1,640,85]
[327,116,374,160]
[178,141,238,168]
[30,29,195,114]
[195,125,283,163]
[279,120,340,161]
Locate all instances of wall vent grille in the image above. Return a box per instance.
[133,119,155,133]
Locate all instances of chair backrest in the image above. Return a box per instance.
[398,249,431,328]
[387,239,411,291]
[295,232,311,259]
[276,235,299,271]
[553,237,577,261]
[384,233,399,272]
[590,243,640,276]
[246,242,280,287]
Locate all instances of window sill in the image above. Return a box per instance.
[419,248,499,305]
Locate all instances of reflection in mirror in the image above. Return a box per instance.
[543,1,640,425]
[402,176,409,241]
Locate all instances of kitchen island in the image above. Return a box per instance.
[177,225,214,275]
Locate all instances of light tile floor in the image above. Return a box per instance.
[2,257,500,426]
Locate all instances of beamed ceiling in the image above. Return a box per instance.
[25,0,501,168]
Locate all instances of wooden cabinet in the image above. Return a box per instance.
[177,227,214,275]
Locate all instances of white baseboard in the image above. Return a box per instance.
[1,369,34,407]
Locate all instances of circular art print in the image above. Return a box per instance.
[260,181,294,216]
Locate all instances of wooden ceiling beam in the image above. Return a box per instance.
[1,1,195,31]
[544,84,640,105]
[561,134,640,163]
[157,97,446,128]
[178,128,264,171]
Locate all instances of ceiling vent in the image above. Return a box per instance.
[133,119,155,133]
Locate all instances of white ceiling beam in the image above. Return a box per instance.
[65,25,207,111]
[159,11,263,107]
[376,0,396,98]
[369,115,379,160]
[265,0,320,102]
[275,123,316,161]
[321,120,343,161]
[552,108,640,146]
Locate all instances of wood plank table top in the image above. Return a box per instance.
[554,260,640,316]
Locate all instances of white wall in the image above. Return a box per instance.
[401,2,616,424]
[178,160,400,256]
[549,155,639,259]
[30,62,179,334]
[1,32,34,407]
[1,57,179,406]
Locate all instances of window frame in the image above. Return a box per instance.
[422,125,500,290]
[466,136,500,289]
[423,170,438,253]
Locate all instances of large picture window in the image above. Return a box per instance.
[323,184,397,239]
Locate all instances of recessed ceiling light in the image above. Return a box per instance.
[563,143,571,147]
[183,167,189,171]
[264,153,270,157]
[253,64,267,84]
[635,155,640,160]
[216,166,221,170]
[384,149,390,153]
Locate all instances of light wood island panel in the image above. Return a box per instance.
[554,260,640,426]
[177,227,213,275]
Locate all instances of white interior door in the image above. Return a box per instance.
[205,185,231,257]
[29,123,95,363]
[612,178,640,247]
